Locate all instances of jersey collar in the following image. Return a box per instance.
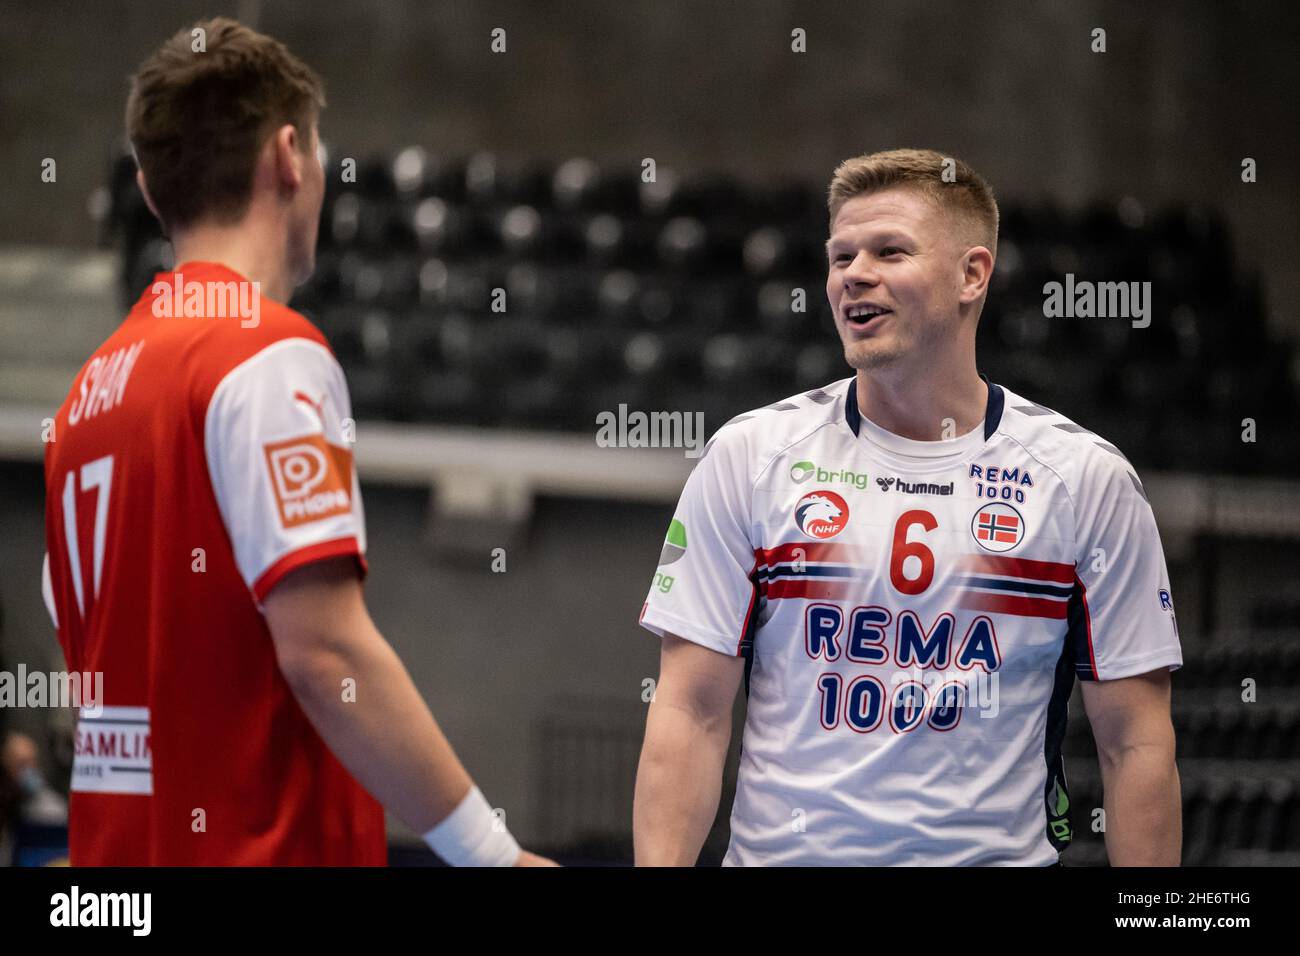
[844,373,1005,441]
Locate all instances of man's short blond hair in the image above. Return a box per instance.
[827,148,998,258]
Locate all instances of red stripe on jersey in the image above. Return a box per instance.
[755,542,867,566]
[957,554,1074,584]
[765,579,859,600]
[253,536,368,601]
[959,592,1069,619]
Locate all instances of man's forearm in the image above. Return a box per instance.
[284,621,475,836]
[633,702,731,865]
[1099,744,1182,865]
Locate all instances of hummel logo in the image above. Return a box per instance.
[880,476,955,496]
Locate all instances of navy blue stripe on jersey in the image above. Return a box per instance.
[956,554,1076,619]
[739,557,762,695]
[1066,573,1100,679]
[980,373,1005,439]
[757,563,866,600]
[737,556,761,658]
[757,563,861,580]
[1042,637,1077,852]
[959,576,1074,599]
[844,379,862,434]
[753,545,876,600]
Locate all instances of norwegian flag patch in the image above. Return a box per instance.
[971,502,1024,553]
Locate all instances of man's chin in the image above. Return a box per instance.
[843,341,904,371]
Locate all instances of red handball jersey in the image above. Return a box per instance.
[42,261,385,865]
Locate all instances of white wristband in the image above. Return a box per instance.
[422,785,521,867]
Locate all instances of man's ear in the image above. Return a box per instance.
[135,168,163,225]
[958,245,995,305]
[272,124,305,192]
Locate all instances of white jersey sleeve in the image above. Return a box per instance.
[1070,449,1182,680]
[203,337,367,603]
[638,426,758,657]
[42,551,58,629]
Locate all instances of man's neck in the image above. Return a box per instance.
[170,223,295,305]
[855,362,988,442]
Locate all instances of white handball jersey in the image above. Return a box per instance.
[639,375,1183,866]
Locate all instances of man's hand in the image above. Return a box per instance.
[264,557,543,865]
[514,850,560,867]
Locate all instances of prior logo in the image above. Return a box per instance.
[875,476,896,491]
[264,433,353,528]
[790,460,815,483]
[795,490,850,539]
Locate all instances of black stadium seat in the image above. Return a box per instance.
[105,148,1298,479]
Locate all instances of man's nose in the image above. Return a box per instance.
[842,251,879,288]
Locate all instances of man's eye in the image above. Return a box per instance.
[881,247,904,257]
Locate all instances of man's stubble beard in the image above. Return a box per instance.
[842,311,960,372]
[841,319,920,371]
[843,337,905,371]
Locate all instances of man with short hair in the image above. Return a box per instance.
[42,18,550,866]
[633,148,1183,866]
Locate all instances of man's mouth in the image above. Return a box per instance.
[843,303,892,328]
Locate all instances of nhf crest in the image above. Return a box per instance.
[972,502,1024,552]
[795,490,850,539]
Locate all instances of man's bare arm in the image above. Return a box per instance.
[633,633,744,866]
[1080,667,1181,866]
[263,556,553,866]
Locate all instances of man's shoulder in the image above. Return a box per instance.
[180,299,337,404]
[199,294,329,353]
[699,378,853,472]
[255,296,330,342]
[994,384,1149,500]
[130,267,333,369]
